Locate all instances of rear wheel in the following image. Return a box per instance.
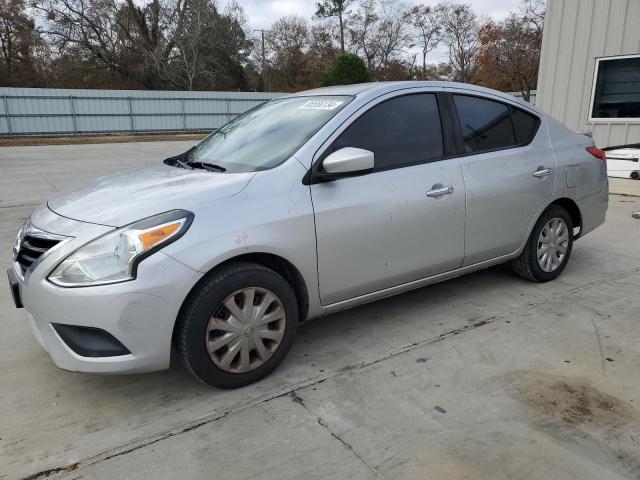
[176,262,298,388]
[511,205,574,282]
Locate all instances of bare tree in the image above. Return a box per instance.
[307,23,339,85]
[423,61,453,80]
[347,0,377,71]
[266,15,309,90]
[374,0,412,71]
[405,3,443,79]
[168,0,215,90]
[520,0,545,34]
[314,0,352,53]
[0,0,47,85]
[34,0,189,88]
[33,0,250,90]
[439,3,480,83]
[348,0,410,80]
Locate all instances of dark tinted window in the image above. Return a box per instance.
[454,95,515,153]
[332,94,444,169]
[591,55,640,119]
[511,107,539,144]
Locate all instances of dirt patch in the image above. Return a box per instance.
[505,371,640,478]
[0,133,207,147]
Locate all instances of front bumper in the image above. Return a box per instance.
[10,207,201,374]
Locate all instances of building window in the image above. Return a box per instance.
[590,54,640,120]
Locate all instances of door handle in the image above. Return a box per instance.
[426,185,454,197]
[533,167,552,178]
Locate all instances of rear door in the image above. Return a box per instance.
[310,92,466,305]
[447,92,555,265]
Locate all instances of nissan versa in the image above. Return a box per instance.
[7,82,608,388]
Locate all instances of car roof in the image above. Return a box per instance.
[286,81,539,113]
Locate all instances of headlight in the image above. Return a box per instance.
[12,219,28,262]
[48,210,193,287]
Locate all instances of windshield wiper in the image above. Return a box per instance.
[165,148,226,172]
[165,148,194,169]
[175,158,191,169]
[186,161,226,172]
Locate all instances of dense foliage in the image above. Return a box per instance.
[321,53,369,86]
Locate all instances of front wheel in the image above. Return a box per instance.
[511,205,574,282]
[176,263,298,388]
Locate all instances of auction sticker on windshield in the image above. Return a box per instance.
[299,100,344,110]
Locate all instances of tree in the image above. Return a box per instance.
[476,7,543,101]
[33,0,250,90]
[35,0,186,89]
[266,15,309,90]
[347,0,377,71]
[440,3,480,83]
[307,23,339,86]
[520,0,545,34]
[374,0,412,74]
[423,61,453,80]
[314,0,352,53]
[406,4,443,80]
[320,52,368,86]
[168,0,216,90]
[0,0,45,86]
[347,0,411,80]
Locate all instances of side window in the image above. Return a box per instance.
[332,94,444,170]
[511,107,539,145]
[453,95,515,153]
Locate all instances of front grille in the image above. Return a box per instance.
[16,235,60,274]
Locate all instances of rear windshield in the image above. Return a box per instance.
[188,95,352,172]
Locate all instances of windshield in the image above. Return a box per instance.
[187,95,352,172]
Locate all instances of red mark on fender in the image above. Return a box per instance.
[235,233,249,248]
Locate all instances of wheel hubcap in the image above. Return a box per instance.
[206,287,286,373]
[537,217,569,272]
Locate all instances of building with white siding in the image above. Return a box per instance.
[536,0,640,148]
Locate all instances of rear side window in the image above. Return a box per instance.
[453,95,515,153]
[332,94,444,170]
[511,107,539,144]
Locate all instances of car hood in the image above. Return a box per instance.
[48,163,255,227]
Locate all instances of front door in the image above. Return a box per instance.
[311,93,466,305]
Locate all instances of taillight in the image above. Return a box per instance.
[586,146,607,165]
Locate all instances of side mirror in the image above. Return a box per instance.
[320,147,374,176]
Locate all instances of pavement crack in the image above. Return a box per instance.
[591,315,607,376]
[37,173,58,191]
[0,203,39,209]
[289,392,385,479]
[21,464,79,480]
[290,390,306,407]
[316,417,385,479]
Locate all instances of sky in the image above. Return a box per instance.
[237,0,523,62]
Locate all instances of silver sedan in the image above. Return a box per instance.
[8,81,608,387]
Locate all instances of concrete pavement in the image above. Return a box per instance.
[1,142,639,479]
[609,177,640,197]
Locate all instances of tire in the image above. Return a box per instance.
[176,262,298,388]
[511,205,574,282]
